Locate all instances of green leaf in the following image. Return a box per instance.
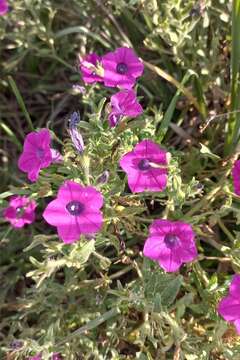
[143,259,183,308]
[68,239,95,268]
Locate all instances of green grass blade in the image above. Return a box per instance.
[157,70,207,141]
[0,121,22,150]
[55,26,111,49]
[57,307,120,345]
[8,76,34,131]
[224,0,240,154]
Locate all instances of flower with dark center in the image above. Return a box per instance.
[3,195,37,229]
[143,219,197,272]
[102,47,144,89]
[43,181,103,244]
[119,139,168,193]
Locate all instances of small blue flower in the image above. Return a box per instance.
[69,111,81,129]
[69,112,84,154]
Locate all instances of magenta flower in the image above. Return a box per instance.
[29,355,41,360]
[0,0,8,15]
[218,274,240,334]
[18,129,52,182]
[43,181,103,244]
[3,195,37,229]
[119,139,168,193]
[102,47,144,89]
[80,53,103,84]
[232,160,240,196]
[143,219,197,272]
[108,90,143,127]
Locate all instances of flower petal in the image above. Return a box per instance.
[43,199,70,227]
[234,319,240,334]
[149,219,174,236]
[157,246,182,272]
[218,295,240,321]
[143,235,165,260]
[57,217,81,244]
[229,274,240,298]
[77,211,103,234]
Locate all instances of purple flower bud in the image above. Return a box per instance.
[69,111,81,128]
[69,112,84,154]
[72,84,86,94]
[97,170,109,184]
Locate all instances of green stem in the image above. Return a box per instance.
[217,218,235,243]
[56,307,120,345]
[8,76,34,131]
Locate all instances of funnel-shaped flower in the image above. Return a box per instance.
[108,90,143,127]
[3,195,37,229]
[119,139,168,193]
[18,129,52,182]
[102,47,144,89]
[143,219,197,272]
[218,274,240,334]
[43,181,103,243]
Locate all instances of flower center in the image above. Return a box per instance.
[16,206,24,217]
[36,148,44,160]
[66,200,84,216]
[138,159,151,171]
[164,234,180,248]
[116,62,128,74]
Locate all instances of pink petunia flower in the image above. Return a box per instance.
[143,219,198,272]
[0,0,8,15]
[80,53,103,84]
[119,139,168,193]
[218,274,240,334]
[43,180,103,244]
[3,195,37,229]
[18,129,53,182]
[102,47,144,89]
[108,90,143,127]
[232,160,240,196]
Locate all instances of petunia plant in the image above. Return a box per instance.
[2,40,240,360]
